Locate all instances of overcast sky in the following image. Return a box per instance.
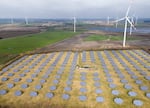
[0,0,149,18]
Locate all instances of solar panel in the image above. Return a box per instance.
[105,73,111,77]
[112,90,120,96]
[24,70,30,73]
[46,92,54,99]
[94,82,100,87]
[79,95,87,101]
[131,75,138,80]
[146,93,150,98]
[140,86,148,91]
[80,76,86,81]
[66,81,72,85]
[121,79,128,84]
[0,90,7,95]
[96,96,104,103]
[50,86,56,91]
[80,82,86,86]
[2,68,8,72]
[13,69,19,72]
[14,78,21,82]
[15,90,22,96]
[95,89,103,94]
[93,77,100,81]
[107,78,113,82]
[80,88,87,93]
[55,75,61,79]
[1,77,8,81]
[20,73,26,77]
[64,87,71,92]
[30,91,38,97]
[114,98,123,105]
[93,72,99,76]
[42,75,49,79]
[128,91,137,97]
[135,80,142,85]
[7,83,15,88]
[35,69,41,73]
[68,75,73,80]
[35,85,42,90]
[7,73,14,77]
[53,80,59,85]
[82,51,86,62]
[118,74,125,79]
[40,79,46,84]
[26,78,33,83]
[62,94,70,100]
[109,83,116,89]
[31,74,37,78]
[145,76,150,81]
[133,100,143,106]
[124,84,132,90]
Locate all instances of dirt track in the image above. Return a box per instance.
[34,31,150,53]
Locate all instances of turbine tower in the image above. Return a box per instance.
[74,17,76,32]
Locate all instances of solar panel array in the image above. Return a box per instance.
[0,50,150,107]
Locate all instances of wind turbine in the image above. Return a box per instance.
[25,17,29,25]
[73,17,76,32]
[115,17,118,28]
[129,17,134,35]
[107,16,110,25]
[11,18,14,24]
[135,16,138,25]
[114,2,135,47]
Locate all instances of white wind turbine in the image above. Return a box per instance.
[107,16,110,25]
[11,17,14,24]
[115,17,118,28]
[25,17,29,25]
[135,16,138,25]
[114,2,135,47]
[129,17,134,35]
[73,17,76,32]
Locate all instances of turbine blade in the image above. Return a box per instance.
[113,17,125,23]
[127,17,133,26]
[127,17,136,30]
[126,5,131,17]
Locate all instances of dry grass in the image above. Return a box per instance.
[0,50,150,108]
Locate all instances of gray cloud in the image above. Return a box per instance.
[0,0,149,18]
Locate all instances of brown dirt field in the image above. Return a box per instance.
[0,25,46,39]
[34,31,150,53]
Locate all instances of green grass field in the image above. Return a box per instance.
[0,31,78,66]
[0,31,78,54]
[85,35,137,41]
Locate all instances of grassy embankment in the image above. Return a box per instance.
[0,31,78,67]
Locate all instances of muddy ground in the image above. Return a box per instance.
[0,25,46,39]
[34,30,150,53]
